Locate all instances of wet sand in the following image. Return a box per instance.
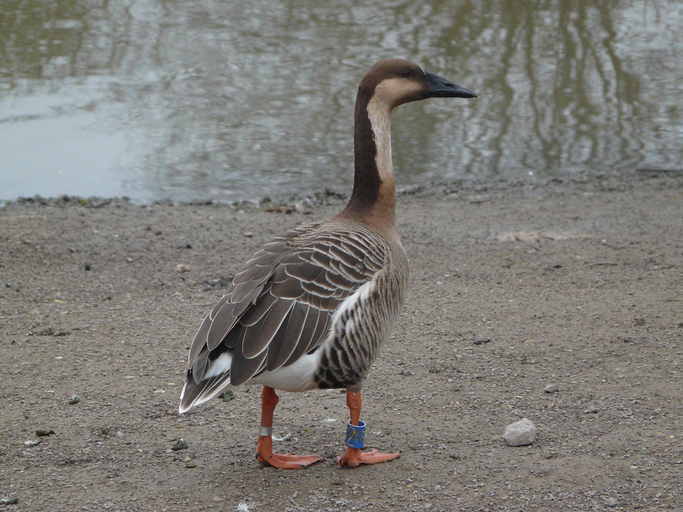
[1,172,681,511]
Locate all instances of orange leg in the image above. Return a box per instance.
[255,386,321,469]
[337,389,400,468]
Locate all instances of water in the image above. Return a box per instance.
[1,0,681,203]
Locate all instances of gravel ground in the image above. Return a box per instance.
[1,172,681,512]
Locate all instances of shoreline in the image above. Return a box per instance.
[3,168,680,210]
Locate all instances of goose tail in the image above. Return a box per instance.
[178,368,233,414]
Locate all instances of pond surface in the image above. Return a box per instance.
[1,0,681,203]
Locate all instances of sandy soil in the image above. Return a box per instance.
[1,172,681,512]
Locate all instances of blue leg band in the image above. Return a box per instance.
[345,420,366,449]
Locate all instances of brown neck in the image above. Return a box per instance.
[342,87,395,228]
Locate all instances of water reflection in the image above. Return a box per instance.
[0,0,680,202]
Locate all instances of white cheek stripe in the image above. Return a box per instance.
[366,97,393,182]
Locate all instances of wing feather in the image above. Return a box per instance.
[229,338,268,386]
[206,301,237,350]
[281,304,318,367]
[298,305,323,354]
[234,263,274,284]
[231,280,264,304]
[241,299,294,358]
[189,314,211,363]
[239,292,278,327]
[265,302,308,371]
[209,295,228,320]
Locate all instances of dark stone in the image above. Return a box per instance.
[172,438,189,451]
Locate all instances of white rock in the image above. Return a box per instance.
[503,418,537,446]
[544,383,559,393]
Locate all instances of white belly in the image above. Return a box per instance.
[252,350,322,392]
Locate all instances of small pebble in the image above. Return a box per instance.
[0,497,19,505]
[176,263,191,273]
[544,383,559,393]
[503,418,537,446]
[35,429,55,437]
[473,337,491,345]
[584,404,600,414]
[67,394,80,405]
[242,231,254,238]
[604,497,618,508]
[172,438,189,451]
[23,439,41,447]
[84,263,92,271]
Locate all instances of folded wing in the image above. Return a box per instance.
[179,222,387,412]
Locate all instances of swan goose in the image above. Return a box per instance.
[179,59,476,468]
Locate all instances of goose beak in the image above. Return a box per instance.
[424,72,477,98]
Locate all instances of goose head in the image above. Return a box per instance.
[344,58,476,227]
[359,58,477,109]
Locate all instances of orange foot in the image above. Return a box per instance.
[256,436,321,469]
[337,447,400,468]
[257,452,321,469]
